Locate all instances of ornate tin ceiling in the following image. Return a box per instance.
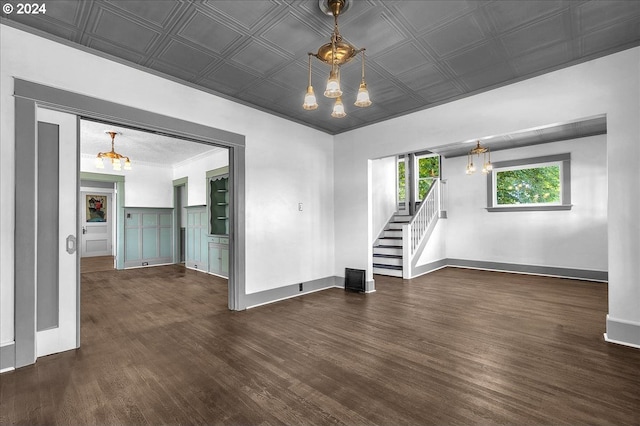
[3,0,639,134]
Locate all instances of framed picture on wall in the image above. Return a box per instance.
[86,194,107,222]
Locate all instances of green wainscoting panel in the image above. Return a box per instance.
[185,205,207,271]
[142,228,158,259]
[160,213,172,227]
[143,214,157,227]
[125,229,140,261]
[124,207,173,268]
[187,228,195,261]
[126,213,139,227]
[160,228,172,258]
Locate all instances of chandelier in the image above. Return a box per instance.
[95,131,131,171]
[466,141,492,175]
[303,0,372,118]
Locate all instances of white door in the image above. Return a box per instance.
[80,190,113,257]
[36,108,78,357]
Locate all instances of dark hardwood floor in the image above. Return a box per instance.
[1,266,639,425]
[80,255,115,274]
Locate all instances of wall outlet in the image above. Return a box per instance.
[298,203,303,211]
[299,283,303,292]
[142,262,148,266]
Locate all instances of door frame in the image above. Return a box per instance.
[172,177,188,264]
[80,188,114,258]
[14,78,247,368]
[80,173,125,269]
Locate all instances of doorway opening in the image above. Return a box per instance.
[13,79,246,368]
[79,118,230,276]
[80,180,116,274]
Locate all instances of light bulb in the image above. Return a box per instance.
[324,69,342,98]
[331,96,346,118]
[112,159,122,171]
[303,86,318,110]
[354,81,372,107]
[124,158,132,170]
[95,157,104,169]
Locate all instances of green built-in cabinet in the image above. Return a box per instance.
[209,175,229,235]
[185,205,229,278]
[124,208,173,268]
[208,236,229,278]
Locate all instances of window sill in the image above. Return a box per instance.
[486,204,573,212]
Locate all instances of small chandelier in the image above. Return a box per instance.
[95,131,131,171]
[302,0,372,118]
[466,141,492,175]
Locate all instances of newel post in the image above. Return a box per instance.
[402,223,411,279]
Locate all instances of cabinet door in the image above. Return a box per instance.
[208,243,220,275]
[220,246,229,276]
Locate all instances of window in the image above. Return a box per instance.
[416,154,440,201]
[397,156,406,204]
[487,154,571,212]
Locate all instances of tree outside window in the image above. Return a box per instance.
[398,158,406,203]
[487,154,571,212]
[495,165,560,205]
[417,156,439,201]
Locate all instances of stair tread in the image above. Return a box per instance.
[373,254,402,258]
[373,264,403,270]
[375,245,402,248]
[378,237,402,240]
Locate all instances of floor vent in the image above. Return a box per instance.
[345,268,366,293]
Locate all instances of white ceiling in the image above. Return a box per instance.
[80,119,224,168]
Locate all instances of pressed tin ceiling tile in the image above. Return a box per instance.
[577,0,640,33]
[394,0,472,33]
[483,0,565,33]
[229,39,290,75]
[203,62,260,94]
[261,12,325,56]
[500,12,570,57]
[157,39,217,74]
[203,0,278,30]
[374,42,429,76]
[106,0,178,26]
[90,6,160,53]
[177,10,243,54]
[421,13,487,57]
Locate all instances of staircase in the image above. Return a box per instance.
[373,179,443,279]
[372,214,411,277]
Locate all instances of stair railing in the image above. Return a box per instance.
[402,180,440,278]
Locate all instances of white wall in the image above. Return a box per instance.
[415,220,447,267]
[444,135,607,271]
[371,156,397,240]
[0,24,335,343]
[173,149,229,206]
[80,156,174,207]
[335,47,639,338]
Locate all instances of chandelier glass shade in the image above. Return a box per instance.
[466,140,492,175]
[303,0,372,118]
[95,131,131,171]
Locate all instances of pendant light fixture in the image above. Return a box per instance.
[354,50,371,107]
[95,131,131,171]
[302,54,318,110]
[465,141,492,175]
[303,0,372,118]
